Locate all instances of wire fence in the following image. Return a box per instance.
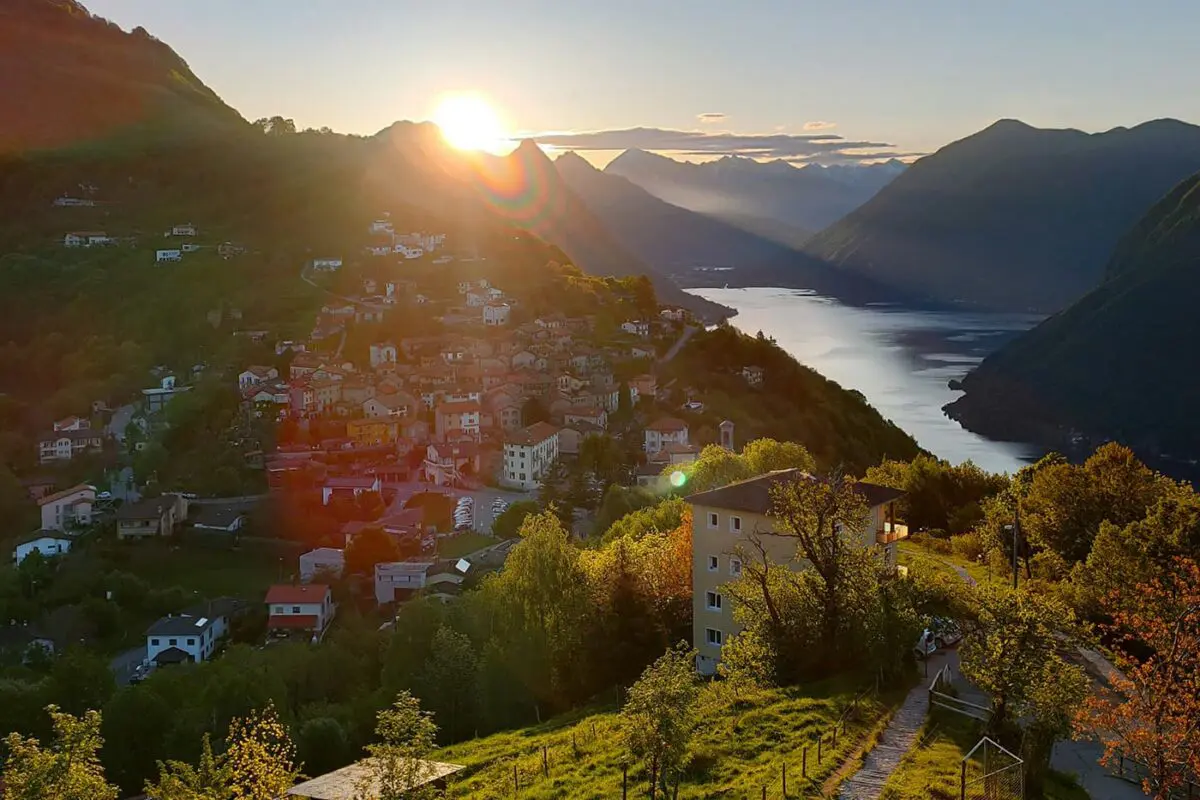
[928,664,991,723]
[959,736,1023,800]
[470,685,883,799]
[1108,750,1200,799]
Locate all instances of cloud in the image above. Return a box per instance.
[531,126,919,165]
[697,112,727,124]
[803,120,837,131]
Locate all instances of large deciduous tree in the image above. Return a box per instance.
[1078,559,1200,799]
[620,644,700,800]
[357,692,443,800]
[2,705,119,800]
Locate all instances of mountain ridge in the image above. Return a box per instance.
[804,117,1200,312]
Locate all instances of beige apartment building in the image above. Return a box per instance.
[686,469,908,676]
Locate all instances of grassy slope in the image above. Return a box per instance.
[880,710,1088,800]
[438,681,900,799]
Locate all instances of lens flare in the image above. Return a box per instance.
[670,471,687,488]
[432,93,505,152]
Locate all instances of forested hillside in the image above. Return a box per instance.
[946,171,1200,457]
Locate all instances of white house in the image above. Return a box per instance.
[660,307,687,323]
[374,561,436,605]
[369,342,398,369]
[465,291,487,308]
[394,244,424,259]
[644,417,689,455]
[299,548,345,583]
[156,249,182,263]
[502,422,560,491]
[181,243,202,253]
[312,257,343,271]
[146,613,223,666]
[169,223,197,237]
[13,533,72,565]
[369,219,394,235]
[366,245,392,257]
[238,365,278,389]
[621,320,651,338]
[143,375,191,414]
[64,231,109,248]
[266,584,335,637]
[37,484,95,532]
[483,303,511,327]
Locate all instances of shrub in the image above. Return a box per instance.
[950,532,984,562]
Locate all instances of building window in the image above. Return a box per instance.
[168,638,177,646]
[274,605,284,614]
[187,638,195,646]
[705,591,723,611]
[150,638,160,646]
[730,558,742,577]
[730,516,742,533]
[520,473,526,481]
[708,512,718,529]
[292,606,301,613]
[705,628,723,647]
[707,555,718,572]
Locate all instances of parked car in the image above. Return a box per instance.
[914,618,963,658]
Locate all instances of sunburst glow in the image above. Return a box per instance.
[432,94,506,152]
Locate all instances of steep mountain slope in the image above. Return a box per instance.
[555,151,797,270]
[945,172,1200,456]
[806,119,1200,312]
[604,150,891,239]
[0,0,244,152]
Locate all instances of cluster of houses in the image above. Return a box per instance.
[246,295,700,497]
[61,220,245,263]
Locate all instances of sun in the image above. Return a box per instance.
[432,94,506,152]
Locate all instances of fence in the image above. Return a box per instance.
[928,664,991,723]
[1109,751,1200,799]
[488,685,881,799]
[959,736,1023,800]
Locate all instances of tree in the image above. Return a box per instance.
[344,525,401,576]
[620,644,700,800]
[220,702,300,800]
[144,735,229,800]
[767,472,871,673]
[864,455,1008,533]
[357,692,443,800]
[2,705,119,800]
[1078,559,1200,798]
[295,717,349,780]
[960,590,1088,794]
[252,116,297,135]
[717,629,775,693]
[413,626,479,743]
[740,438,815,477]
[491,500,537,539]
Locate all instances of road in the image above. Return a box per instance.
[931,554,1149,798]
[106,402,138,443]
[658,325,697,364]
[110,645,146,686]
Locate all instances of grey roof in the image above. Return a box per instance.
[146,614,218,637]
[288,758,464,799]
[190,504,246,530]
[685,469,905,514]
[116,497,173,521]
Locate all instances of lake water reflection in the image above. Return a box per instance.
[691,287,1044,474]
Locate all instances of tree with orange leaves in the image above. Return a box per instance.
[1077,557,1200,798]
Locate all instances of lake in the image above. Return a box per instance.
[690,287,1045,474]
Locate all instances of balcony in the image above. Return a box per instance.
[876,522,909,545]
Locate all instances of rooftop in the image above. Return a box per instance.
[287,758,464,799]
[146,613,219,637]
[686,469,905,515]
[506,421,559,447]
[647,417,688,433]
[265,584,329,605]
[36,484,96,507]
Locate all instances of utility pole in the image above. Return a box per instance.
[1011,505,1021,590]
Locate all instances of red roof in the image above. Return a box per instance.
[647,417,688,433]
[37,483,95,507]
[267,614,319,630]
[265,585,328,605]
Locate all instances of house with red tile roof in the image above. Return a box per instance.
[265,584,334,638]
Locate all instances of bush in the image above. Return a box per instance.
[950,532,984,562]
[911,532,952,554]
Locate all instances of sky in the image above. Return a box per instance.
[86,0,1200,166]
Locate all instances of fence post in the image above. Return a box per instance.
[513,763,519,797]
[818,737,823,763]
[959,760,966,800]
[761,786,766,800]
[542,745,548,776]
[622,763,627,800]
[832,725,838,747]
[782,762,787,797]
[802,747,808,778]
